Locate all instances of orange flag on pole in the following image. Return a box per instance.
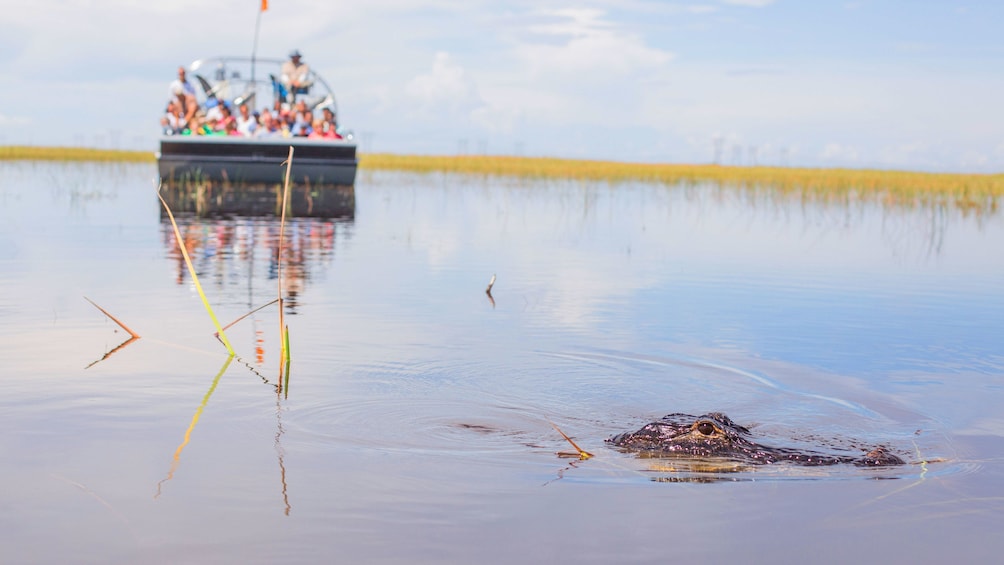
[261,0,268,11]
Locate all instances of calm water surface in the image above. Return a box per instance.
[1,161,1003,563]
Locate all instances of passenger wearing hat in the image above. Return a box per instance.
[280,49,312,102]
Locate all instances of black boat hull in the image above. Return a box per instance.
[157,136,357,184]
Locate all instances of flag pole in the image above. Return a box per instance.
[251,1,267,103]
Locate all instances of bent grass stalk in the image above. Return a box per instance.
[157,185,235,356]
[83,296,142,368]
[549,420,594,460]
[83,296,140,339]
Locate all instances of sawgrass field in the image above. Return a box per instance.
[3,145,1001,209]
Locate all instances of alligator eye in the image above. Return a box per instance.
[696,421,716,436]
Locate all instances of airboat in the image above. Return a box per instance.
[156,56,357,185]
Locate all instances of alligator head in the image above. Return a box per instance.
[607,412,904,467]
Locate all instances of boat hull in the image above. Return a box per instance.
[157,136,357,184]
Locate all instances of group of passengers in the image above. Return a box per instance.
[160,50,342,140]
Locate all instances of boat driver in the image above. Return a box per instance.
[281,49,312,102]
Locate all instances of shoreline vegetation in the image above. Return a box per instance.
[2,145,1001,207]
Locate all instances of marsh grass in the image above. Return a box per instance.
[0,146,153,162]
[6,145,999,209]
[360,154,1003,210]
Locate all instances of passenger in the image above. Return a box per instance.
[160,100,183,135]
[169,66,197,102]
[272,98,292,127]
[225,117,242,136]
[204,98,224,123]
[291,98,313,135]
[198,116,219,135]
[215,103,235,133]
[307,119,326,139]
[235,103,258,136]
[319,107,343,139]
[169,66,200,130]
[255,109,282,137]
[280,50,312,102]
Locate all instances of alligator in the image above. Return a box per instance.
[607,412,904,466]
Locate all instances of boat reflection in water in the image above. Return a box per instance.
[159,207,352,316]
[158,177,355,218]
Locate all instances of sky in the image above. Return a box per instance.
[1,0,1003,172]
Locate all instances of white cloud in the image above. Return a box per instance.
[0,113,31,126]
[687,4,720,14]
[722,0,776,6]
[404,52,483,120]
[516,8,674,77]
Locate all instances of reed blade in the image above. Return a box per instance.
[157,184,235,356]
[278,147,293,365]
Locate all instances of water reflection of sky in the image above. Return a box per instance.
[2,162,1003,562]
[2,162,1001,396]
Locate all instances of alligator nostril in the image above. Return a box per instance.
[697,422,716,436]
